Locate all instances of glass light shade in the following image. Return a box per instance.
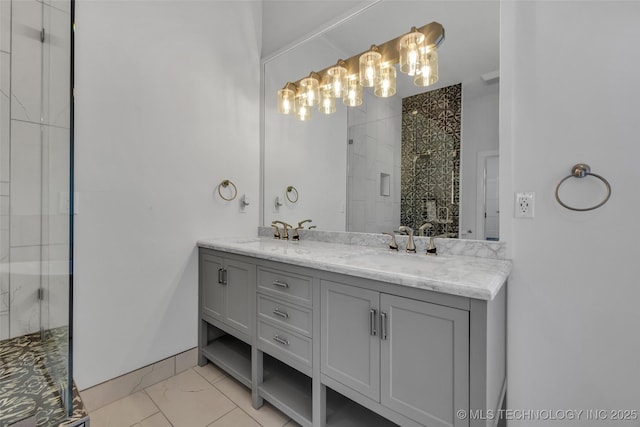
[359,50,381,87]
[343,75,363,107]
[319,88,336,114]
[414,47,439,87]
[277,87,296,114]
[295,95,311,121]
[299,76,320,106]
[399,30,425,76]
[374,63,396,98]
[324,64,348,98]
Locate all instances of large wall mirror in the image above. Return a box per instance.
[262,0,499,240]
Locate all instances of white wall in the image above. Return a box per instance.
[460,80,499,239]
[502,2,640,424]
[263,35,347,231]
[74,0,261,389]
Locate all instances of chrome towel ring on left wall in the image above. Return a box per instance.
[217,180,238,201]
[554,163,611,211]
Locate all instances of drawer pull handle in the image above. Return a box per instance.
[370,309,377,336]
[273,335,289,346]
[273,308,289,319]
[380,312,388,340]
[272,280,289,288]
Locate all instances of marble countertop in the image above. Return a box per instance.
[198,236,511,301]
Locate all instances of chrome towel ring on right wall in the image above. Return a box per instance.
[554,163,611,211]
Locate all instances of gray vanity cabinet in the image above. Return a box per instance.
[320,281,380,401]
[321,280,470,427]
[200,252,255,341]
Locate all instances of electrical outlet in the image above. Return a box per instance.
[515,192,535,218]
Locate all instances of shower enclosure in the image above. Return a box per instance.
[1,0,76,425]
[401,84,461,237]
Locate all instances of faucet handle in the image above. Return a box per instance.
[270,222,281,239]
[426,237,437,256]
[292,226,303,241]
[382,232,399,251]
[297,219,312,228]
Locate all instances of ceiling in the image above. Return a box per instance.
[262,1,500,98]
[261,1,377,58]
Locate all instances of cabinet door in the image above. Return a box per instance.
[224,258,255,336]
[380,294,469,427]
[321,280,380,401]
[201,253,225,322]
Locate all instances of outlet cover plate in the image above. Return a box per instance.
[515,192,535,218]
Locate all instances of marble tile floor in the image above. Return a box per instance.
[85,363,301,427]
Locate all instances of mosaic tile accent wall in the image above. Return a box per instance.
[401,83,461,237]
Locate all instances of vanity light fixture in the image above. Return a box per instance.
[277,82,297,115]
[343,74,363,107]
[295,94,311,121]
[299,72,321,107]
[277,21,444,121]
[359,45,381,87]
[323,60,348,98]
[413,46,438,87]
[399,28,425,76]
[319,87,336,114]
[375,62,396,98]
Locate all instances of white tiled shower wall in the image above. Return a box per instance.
[347,90,402,233]
[0,0,71,340]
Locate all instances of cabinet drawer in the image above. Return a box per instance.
[257,294,312,337]
[257,267,312,306]
[258,320,312,369]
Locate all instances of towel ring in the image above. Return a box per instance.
[217,180,238,201]
[286,186,299,203]
[554,163,611,211]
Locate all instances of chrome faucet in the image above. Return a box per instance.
[382,232,398,251]
[398,226,416,253]
[272,221,292,240]
[418,222,433,237]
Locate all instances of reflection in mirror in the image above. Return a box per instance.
[263,1,499,240]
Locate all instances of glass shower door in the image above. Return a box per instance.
[0,0,74,425]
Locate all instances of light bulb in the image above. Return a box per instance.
[295,95,311,121]
[324,62,348,98]
[277,85,296,114]
[400,29,425,76]
[300,73,320,106]
[374,63,396,98]
[319,87,336,114]
[343,75,362,107]
[414,47,439,87]
[359,48,381,88]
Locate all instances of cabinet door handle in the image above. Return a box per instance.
[370,309,378,336]
[273,335,289,346]
[218,268,227,284]
[272,280,289,288]
[380,312,388,340]
[273,308,289,319]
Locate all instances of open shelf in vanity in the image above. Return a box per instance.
[260,354,313,426]
[199,329,252,388]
